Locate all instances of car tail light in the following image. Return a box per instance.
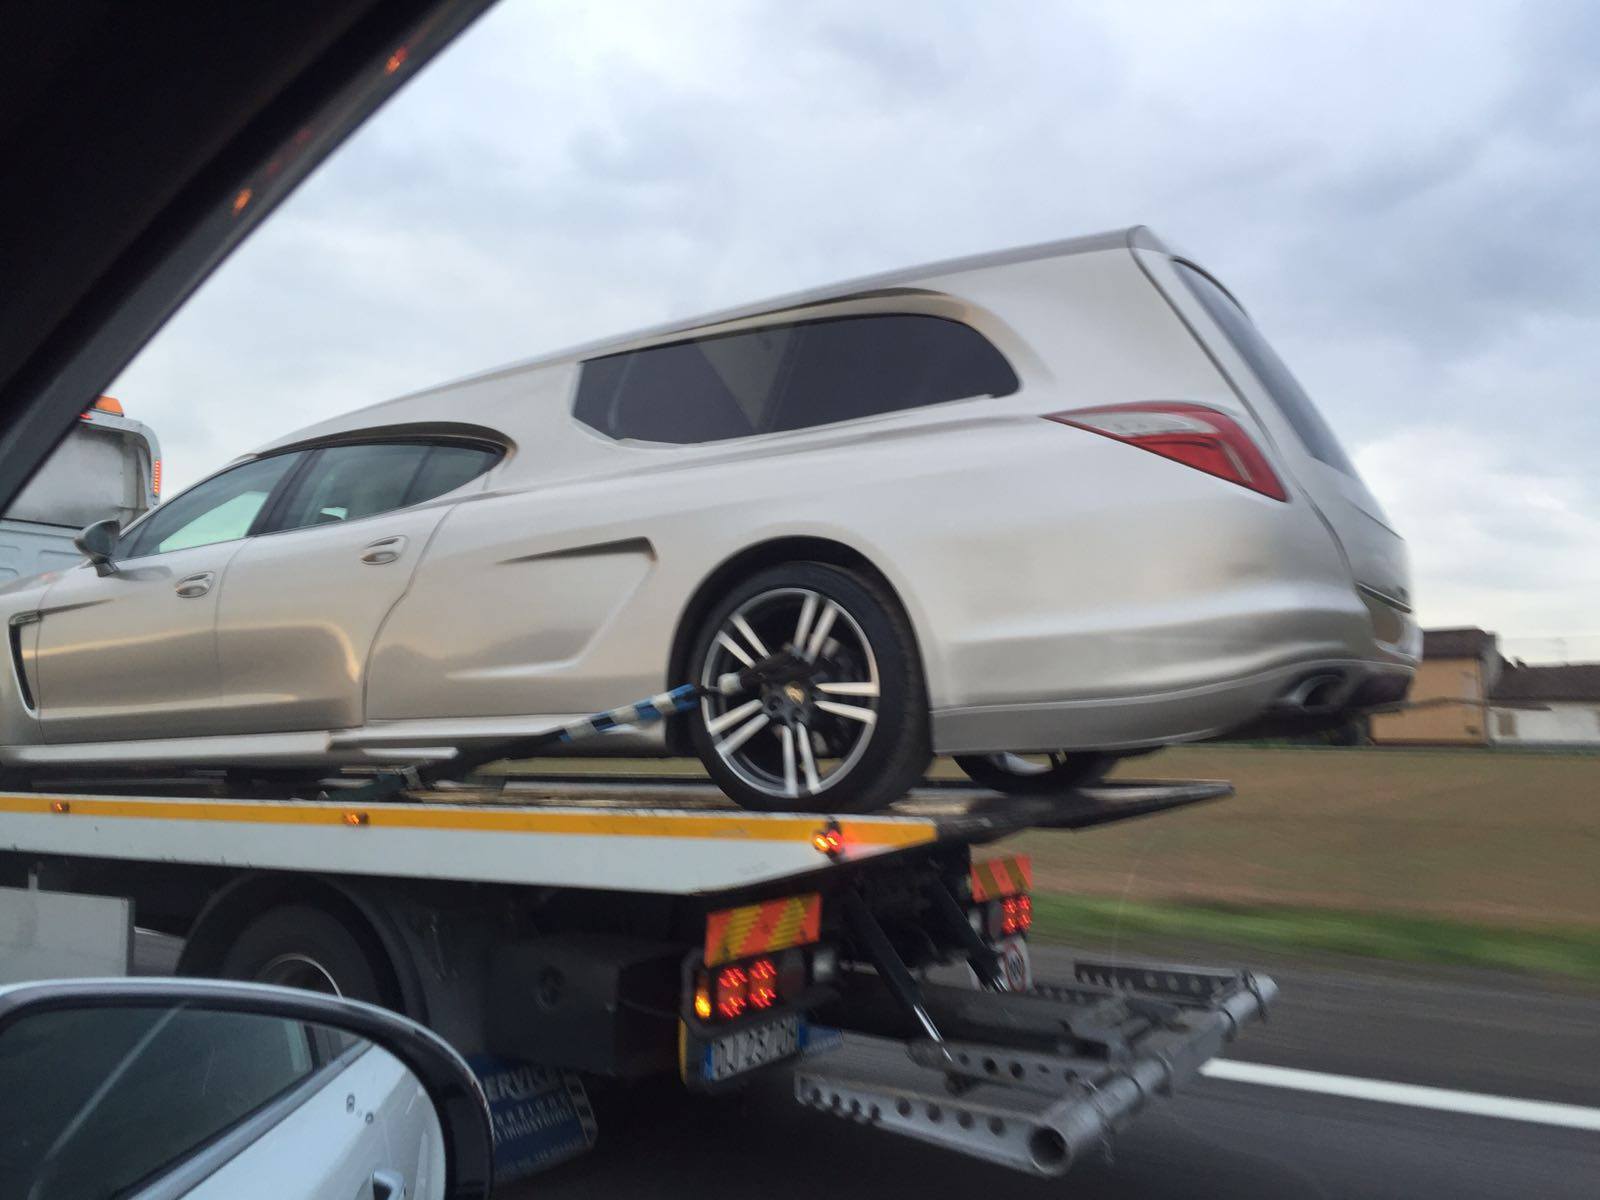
[1044,403,1287,501]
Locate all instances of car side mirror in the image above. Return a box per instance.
[72,516,121,575]
[0,978,495,1199]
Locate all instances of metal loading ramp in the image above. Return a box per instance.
[795,960,1276,1177]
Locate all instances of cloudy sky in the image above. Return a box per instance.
[112,0,1600,661]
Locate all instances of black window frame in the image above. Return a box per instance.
[573,311,1020,445]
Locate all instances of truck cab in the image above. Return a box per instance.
[0,395,161,584]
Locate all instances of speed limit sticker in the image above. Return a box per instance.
[968,935,1032,991]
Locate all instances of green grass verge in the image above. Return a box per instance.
[1031,893,1600,983]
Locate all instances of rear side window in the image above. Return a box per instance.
[407,443,500,502]
[574,313,1018,444]
[274,441,498,532]
[276,443,433,529]
[1176,263,1357,476]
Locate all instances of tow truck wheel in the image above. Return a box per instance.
[689,561,930,813]
[954,751,1115,794]
[218,903,390,1005]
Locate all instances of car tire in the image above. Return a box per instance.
[218,903,391,1004]
[953,751,1116,794]
[687,561,930,813]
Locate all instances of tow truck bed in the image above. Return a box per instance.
[0,777,1230,894]
[0,772,1272,1180]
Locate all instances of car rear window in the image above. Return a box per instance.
[1176,263,1358,476]
[573,313,1018,444]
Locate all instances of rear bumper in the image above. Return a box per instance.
[931,656,1415,754]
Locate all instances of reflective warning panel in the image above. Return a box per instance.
[970,854,1033,902]
[704,893,822,966]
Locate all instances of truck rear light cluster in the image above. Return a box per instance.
[717,964,751,1019]
[692,945,825,1024]
[979,894,1033,940]
[1044,402,1288,501]
[1001,894,1032,937]
[748,957,779,1009]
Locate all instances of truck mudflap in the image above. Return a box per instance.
[793,959,1277,1177]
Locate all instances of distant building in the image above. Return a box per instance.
[1490,663,1600,747]
[1370,627,1501,745]
[1369,627,1600,747]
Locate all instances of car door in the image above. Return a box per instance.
[33,452,301,744]
[214,440,499,734]
[181,1041,439,1200]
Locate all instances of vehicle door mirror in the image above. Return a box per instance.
[0,978,494,1200]
[72,516,122,576]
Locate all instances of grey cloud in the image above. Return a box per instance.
[109,0,1598,649]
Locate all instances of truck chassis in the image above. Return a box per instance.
[0,773,1273,1180]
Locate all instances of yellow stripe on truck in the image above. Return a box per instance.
[0,793,937,849]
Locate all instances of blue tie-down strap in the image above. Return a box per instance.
[466,1054,598,1182]
[564,683,703,744]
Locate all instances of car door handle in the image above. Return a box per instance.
[360,536,407,566]
[174,571,214,598]
[371,1168,407,1200]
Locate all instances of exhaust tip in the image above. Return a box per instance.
[1280,673,1346,713]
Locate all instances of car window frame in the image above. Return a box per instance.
[113,449,310,562]
[251,436,504,538]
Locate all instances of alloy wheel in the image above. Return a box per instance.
[699,587,880,802]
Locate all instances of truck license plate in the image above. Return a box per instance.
[703,1014,801,1082]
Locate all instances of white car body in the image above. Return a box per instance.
[0,227,1416,807]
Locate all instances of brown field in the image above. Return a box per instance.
[507,745,1599,926]
[1003,746,1600,928]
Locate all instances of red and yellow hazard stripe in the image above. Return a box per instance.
[970,854,1032,902]
[704,893,821,966]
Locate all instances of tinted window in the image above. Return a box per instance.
[275,442,432,530]
[0,1006,314,1200]
[1177,263,1357,476]
[124,453,298,557]
[574,314,1018,444]
[404,443,500,504]
[274,442,497,532]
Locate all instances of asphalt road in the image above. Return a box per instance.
[133,934,1599,1197]
[510,945,1600,1200]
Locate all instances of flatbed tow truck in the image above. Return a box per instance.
[0,763,1274,1182]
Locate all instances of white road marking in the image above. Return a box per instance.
[1201,1060,1600,1132]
